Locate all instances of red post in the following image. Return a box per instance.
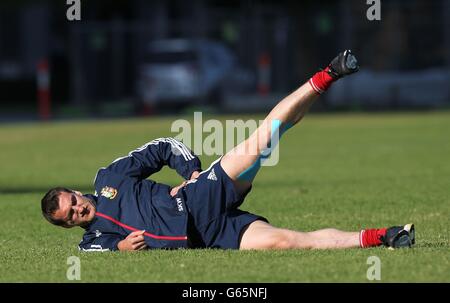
[257,52,271,96]
[37,59,51,120]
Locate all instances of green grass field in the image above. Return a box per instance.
[0,111,449,282]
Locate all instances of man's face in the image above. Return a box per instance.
[52,191,96,228]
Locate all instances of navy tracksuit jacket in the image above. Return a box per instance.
[78,138,201,251]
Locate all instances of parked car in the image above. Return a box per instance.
[136,39,235,108]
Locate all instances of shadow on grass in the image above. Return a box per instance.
[417,241,449,249]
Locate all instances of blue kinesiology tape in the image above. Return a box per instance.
[237,120,292,182]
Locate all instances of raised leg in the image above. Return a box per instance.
[221,82,318,192]
[221,50,359,194]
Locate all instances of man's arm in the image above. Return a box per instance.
[102,137,201,180]
[78,233,123,252]
[79,231,148,252]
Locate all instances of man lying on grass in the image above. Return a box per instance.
[41,50,415,251]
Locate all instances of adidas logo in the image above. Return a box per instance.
[207,168,217,181]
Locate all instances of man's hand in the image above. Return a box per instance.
[190,170,201,180]
[170,181,187,197]
[170,170,201,197]
[117,230,147,251]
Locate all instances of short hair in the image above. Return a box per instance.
[41,187,73,226]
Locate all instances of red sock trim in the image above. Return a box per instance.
[308,67,335,95]
[360,228,387,248]
[359,230,365,248]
